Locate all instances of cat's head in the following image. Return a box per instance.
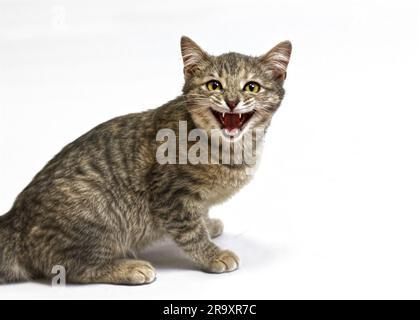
[181,36,292,141]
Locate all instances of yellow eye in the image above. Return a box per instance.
[206,80,223,91]
[244,82,260,93]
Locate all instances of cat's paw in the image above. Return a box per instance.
[207,218,224,239]
[205,250,240,273]
[116,260,157,285]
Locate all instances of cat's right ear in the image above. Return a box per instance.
[259,40,292,81]
[180,36,209,78]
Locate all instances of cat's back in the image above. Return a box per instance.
[12,110,158,216]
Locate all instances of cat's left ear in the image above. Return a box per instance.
[180,36,209,78]
[259,41,292,81]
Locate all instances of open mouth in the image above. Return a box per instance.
[211,109,255,138]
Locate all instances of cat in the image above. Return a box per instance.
[0,36,292,285]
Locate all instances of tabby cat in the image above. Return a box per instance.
[0,37,292,285]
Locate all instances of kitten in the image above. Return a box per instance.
[0,37,292,285]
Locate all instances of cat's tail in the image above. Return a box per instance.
[0,212,28,284]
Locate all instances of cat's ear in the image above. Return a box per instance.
[180,36,209,77]
[259,41,292,81]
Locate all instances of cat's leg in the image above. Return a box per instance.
[205,214,224,239]
[23,216,157,285]
[67,259,156,285]
[165,209,239,273]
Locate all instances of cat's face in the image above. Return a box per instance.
[181,36,292,141]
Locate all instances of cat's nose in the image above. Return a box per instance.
[225,98,240,111]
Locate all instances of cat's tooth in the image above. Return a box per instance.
[239,113,242,119]
[222,112,225,118]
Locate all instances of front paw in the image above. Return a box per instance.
[204,250,240,273]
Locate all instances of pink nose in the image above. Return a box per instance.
[225,99,239,110]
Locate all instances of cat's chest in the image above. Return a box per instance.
[200,165,253,205]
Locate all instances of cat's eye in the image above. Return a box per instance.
[206,80,223,91]
[243,82,261,93]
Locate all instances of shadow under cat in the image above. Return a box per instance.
[140,233,286,272]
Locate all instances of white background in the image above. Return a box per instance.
[1,0,419,299]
